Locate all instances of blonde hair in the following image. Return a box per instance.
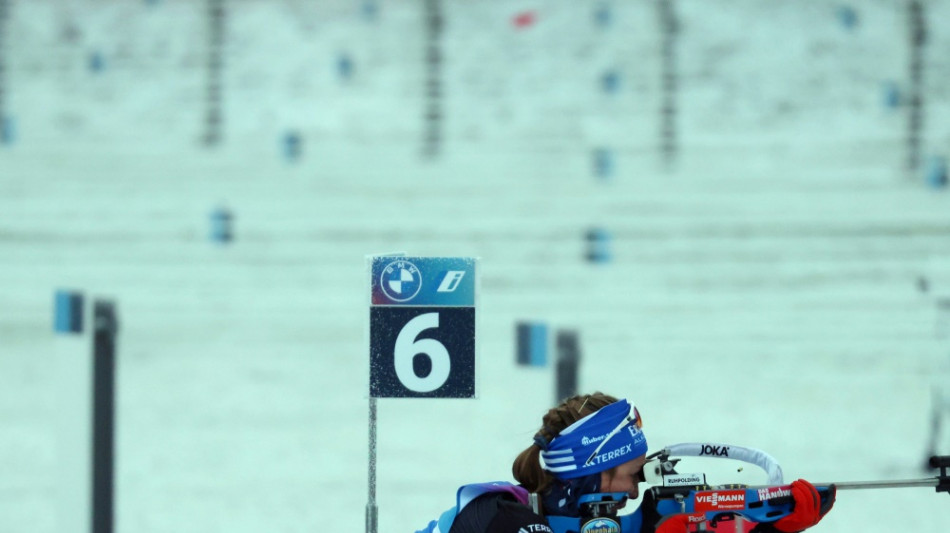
[511,392,619,494]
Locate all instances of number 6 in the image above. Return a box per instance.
[394,312,450,393]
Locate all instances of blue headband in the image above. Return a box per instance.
[539,399,647,480]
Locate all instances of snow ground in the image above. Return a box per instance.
[1,1,950,532]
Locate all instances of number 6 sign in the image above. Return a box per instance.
[369,256,477,398]
[394,313,450,392]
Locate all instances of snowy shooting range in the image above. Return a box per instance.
[2,1,950,533]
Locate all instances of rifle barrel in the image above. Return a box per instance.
[818,478,939,490]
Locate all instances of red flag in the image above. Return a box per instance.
[511,10,537,28]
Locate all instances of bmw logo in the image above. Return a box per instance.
[380,260,422,302]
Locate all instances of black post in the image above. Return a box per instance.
[92,301,119,533]
[923,386,943,471]
[205,0,225,146]
[906,0,926,175]
[657,0,678,168]
[423,0,443,158]
[555,330,581,403]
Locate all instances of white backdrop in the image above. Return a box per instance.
[1,1,950,532]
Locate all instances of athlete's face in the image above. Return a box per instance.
[600,454,647,501]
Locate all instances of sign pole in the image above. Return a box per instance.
[366,397,378,533]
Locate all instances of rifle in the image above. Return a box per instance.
[545,443,950,533]
[644,444,950,531]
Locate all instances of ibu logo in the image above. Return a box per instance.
[581,518,620,533]
[380,260,422,302]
